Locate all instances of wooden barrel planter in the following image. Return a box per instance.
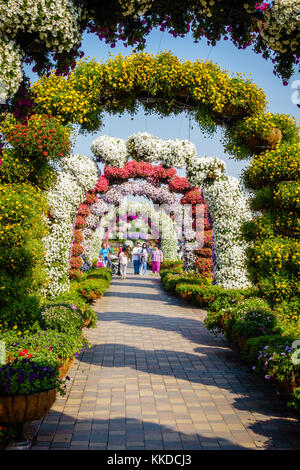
[0,389,56,424]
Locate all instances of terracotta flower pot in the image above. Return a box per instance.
[0,389,57,424]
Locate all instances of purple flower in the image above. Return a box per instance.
[265,375,271,380]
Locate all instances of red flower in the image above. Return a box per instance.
[95,176,109,193]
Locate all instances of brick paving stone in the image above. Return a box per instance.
[31,266,300,450]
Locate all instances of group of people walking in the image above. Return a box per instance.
[97,240,163,280]
[124,242,163,279]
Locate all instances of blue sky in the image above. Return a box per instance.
[27,28,299,181]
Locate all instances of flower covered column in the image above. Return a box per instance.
[202,176,253,289]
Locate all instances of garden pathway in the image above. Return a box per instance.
[30,266,300,450]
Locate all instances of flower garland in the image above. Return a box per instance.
[92,132,197,169]
[100,181,182,216]
[103,160,177,184]
[187,157,226,187]
[43,154,98,297]
[88,201,179,262]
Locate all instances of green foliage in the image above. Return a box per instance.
[243,142,300,190]
[0,292,42,330]
[274,181,300,212]
[228,298,280,338]
[41,305,84,333]
[51,288,97,327]
[77,278,109,302]
[85,267,112,283]
[242,334,300,385]
[161,259,183,270]
[0,327,87,362]
[224,113,299,160]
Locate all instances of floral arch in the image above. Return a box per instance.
[0,51,298,314]
[43,130,252,298]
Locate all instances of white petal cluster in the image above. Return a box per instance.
[0,0,84,54]
[43,154,98,298]
[261,0,300,53]
[118,0,216,18]
[187,156,226,187]
[202,176,253,289]
[0,36,23,99]
[126,132,197,168]
[90,200,109,217]
[118,0,153,17]
[91,135,128,167]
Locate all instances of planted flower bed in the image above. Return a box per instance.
[161,266,300,414]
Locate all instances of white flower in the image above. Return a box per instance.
[126,132,197,168]
[0,36,23,98]
[91,135,127,167]
[0,0,84,54]
[261,0,300,53]
[202,175,252,289]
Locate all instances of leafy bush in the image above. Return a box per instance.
[51,288,97,327]
[0,327,87,363]
[77,278,110,302]
[242,334,300,385]
[86,267,112,283]
[161,260,183,270]
[228,298,280,338]
[0,292,42,330]
[41,305,84,332]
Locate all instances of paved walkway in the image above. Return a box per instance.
[30,266,300,450]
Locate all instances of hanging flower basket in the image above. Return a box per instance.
[245,128,282,152]
[175,86,190,100]
[0,389,56,424]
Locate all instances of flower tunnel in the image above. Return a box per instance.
[1,51,297,312]
[43,130,253,298]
